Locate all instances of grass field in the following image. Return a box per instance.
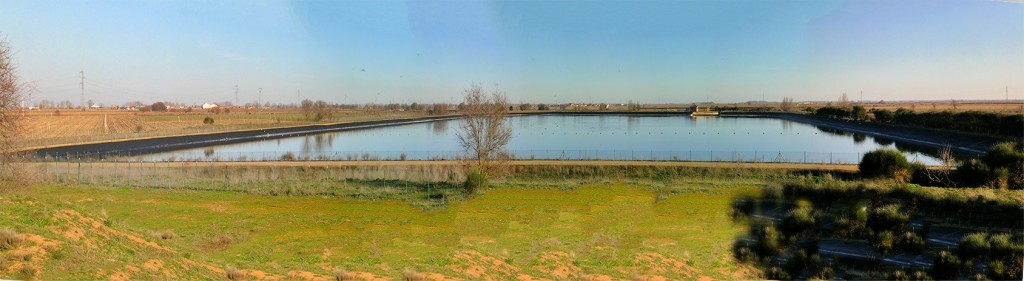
[0,181,756,280]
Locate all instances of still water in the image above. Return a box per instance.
[141,114,941,164]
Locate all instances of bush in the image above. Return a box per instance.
[280,152,296,161]
[333,267,355,281]
[859,149,913,182]
[755,226,782,256]
[464,170,487,194]
[988,233,1023,259]
[956,232,991,261]
[932,251,963,280]
[868,204,909,233]
[781,206,816,238]
[872,230,897,255]
[203,116,214,125]
[0,229,23,251]
[956,159,992,187]
[896,231,925,254]
[984,142,1024,189]
[226,265,246,281]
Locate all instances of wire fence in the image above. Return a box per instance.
[34,149,891,165]
[30,161,466,191]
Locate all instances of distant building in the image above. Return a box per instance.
[202,103,219,109]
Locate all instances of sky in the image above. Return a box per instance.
[0,0,1021,106]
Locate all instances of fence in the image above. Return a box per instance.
[30,161,467,193]
[34,149,881,165]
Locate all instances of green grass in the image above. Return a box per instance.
[0,181,754,279]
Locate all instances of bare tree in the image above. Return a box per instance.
[301,99,332,121]
[780,97,794,111]
[926,145,959,187]
[457,84,512,177]
[0,38,25,186]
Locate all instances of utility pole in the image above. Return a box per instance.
[235,85,239,107]
[860,90,863,104]
[258,88,262,110]
[79,70,85,111]
[1007,86,1009,102]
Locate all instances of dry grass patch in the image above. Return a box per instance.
[225,265,246,281]
[332,267,355,281]
[402,268,423,281]
[150,229,176,240]
[0,229,23,251]
[202,234,235,251]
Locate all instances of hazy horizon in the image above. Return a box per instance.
[1,0,1021,107]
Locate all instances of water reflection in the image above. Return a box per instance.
[430,120,449,135]
[627,116,639,132]
[301,134,335,154]
[852,132,866,144]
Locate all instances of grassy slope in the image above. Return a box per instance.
[0,182,756,280]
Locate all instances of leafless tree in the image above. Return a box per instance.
[780,97,794,111]
[457,84,512,176]
[301,99,332,121]
[926,145,959,187]
[0,38,26,186]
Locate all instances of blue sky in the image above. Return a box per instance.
[1,0,1021,106]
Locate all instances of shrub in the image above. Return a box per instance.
[956,159,992,187]
[988,233,1023,259]
[989,142,1023,188]
[764,266,791,280]
[984,142,1024,170]
[0,229,23,251]
[333,267,354,281]
[203,116,214,125]
[868,204,909,233]
[956,232,991,261]
[896,231,925,254]
[402,268,423,281]
[152,229,175,240]
[464,170,487,194]
[203,234,234,251]
[755,226,782,256]
[932,251,962,280]
[781,206,815,238]
[281,152,296,161]
[872,230,897,255]
[226,266,246,281]
[859,149,913,182]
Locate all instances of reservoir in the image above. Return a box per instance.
[139,114,942,164]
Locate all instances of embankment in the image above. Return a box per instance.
[729,112,1002,155]
[30,115,460,158]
